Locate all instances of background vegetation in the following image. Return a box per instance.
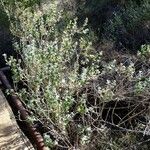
[1,0,150,149]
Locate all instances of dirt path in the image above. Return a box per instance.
[0,89,34,150]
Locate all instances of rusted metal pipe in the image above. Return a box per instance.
[0,70,48,150]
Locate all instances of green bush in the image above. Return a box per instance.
[2,0,150,149]
[0,3,10,28]
[104,0,150,51]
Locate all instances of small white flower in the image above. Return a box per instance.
[62,79,66,84]
[86,127,92,132]
[106,80,111,85]
[138,71,143,77]
[54,140,58,145]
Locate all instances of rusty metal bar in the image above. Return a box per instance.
[0,70,48,150]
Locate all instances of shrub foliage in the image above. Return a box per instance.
[1,0,150,149]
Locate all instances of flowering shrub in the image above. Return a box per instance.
[2,0,150,149]
[138,44,150,59]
